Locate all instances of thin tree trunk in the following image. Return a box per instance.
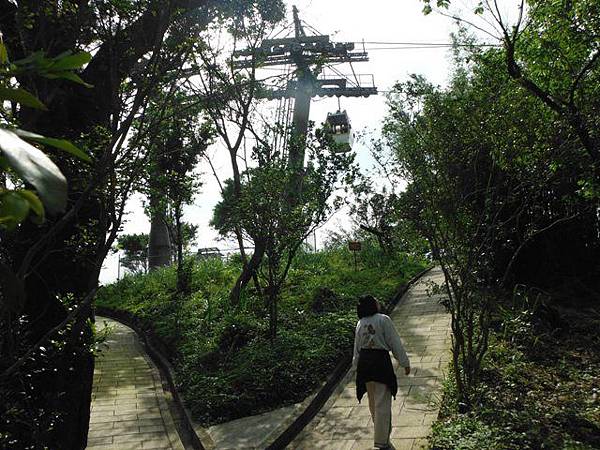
[175,205,188,295]
[148,194,171,270]
[269,287,278,340]
[229,238,266,306]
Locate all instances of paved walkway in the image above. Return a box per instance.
[87,317,185,450]
[292,267,451,450]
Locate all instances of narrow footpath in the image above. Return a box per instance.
[292,267,451,450]
[87,317,185,450]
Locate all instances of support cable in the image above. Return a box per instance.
[325,63,359,89]
[348,59,361,91]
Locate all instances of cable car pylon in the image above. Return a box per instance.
[232,5,377,194]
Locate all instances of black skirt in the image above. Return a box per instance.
[356,348,398,402]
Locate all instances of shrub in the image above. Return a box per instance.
[310,286,340,313]
[430,416,507,450]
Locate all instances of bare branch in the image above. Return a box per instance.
[501,213,581,286]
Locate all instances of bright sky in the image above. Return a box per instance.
[100,0,464,283]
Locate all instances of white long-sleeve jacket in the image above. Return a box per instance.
[352,313,410,369]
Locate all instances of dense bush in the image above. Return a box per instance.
[96,242,426,425]
[430,298,600,450]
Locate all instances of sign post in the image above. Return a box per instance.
[348,241,362,271]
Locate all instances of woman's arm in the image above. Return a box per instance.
[352,321,361,369]
[383,315,410,372]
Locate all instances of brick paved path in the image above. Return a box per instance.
[87,317,185,450]
[292,267,451,450]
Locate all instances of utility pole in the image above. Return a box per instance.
[232,5,377,199]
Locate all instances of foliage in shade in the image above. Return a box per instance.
[0,1,285,448]
[430,298,600,449]
[0,43,92,232]
[382,23,600,406]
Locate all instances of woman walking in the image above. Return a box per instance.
[353,295,410,450]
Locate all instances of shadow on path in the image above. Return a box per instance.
[291,267,450,450]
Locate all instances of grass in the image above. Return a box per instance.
[430,300,600,450]
[96,243,427,425]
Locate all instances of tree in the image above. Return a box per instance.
[351,180,402,254]
[134,90,212,273]
[149,95,212,293]
[114,223,198,277]
[385,74,501,408]
[0,1,284,447]
[0,40,96,449]
[422,0,600,181]
[114,233,149,275]
[384,31,600,408]
[212,128,357,338]
[186,8,287,305]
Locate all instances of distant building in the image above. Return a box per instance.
[196,247,224,260]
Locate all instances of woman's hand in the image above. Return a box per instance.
[404,366,411,376]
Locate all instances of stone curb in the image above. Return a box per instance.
[132,323,186,450]
[94,307,213,450]
[267,265,434,450]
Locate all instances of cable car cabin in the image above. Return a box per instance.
[326,110,354,152]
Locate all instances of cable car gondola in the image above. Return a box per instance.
[325,110,354,152]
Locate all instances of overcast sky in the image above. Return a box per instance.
[100,0,467,283]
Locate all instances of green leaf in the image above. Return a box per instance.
[0,190,30,229]
[0,262,26,313]
[0,128,67,214]
[12,51,45,67]
[14,129,91,162]
[16,189,44,219]
[0,87,47,110]
[43,70,93,88]
[0,42,8,64]
[50,51,92,71]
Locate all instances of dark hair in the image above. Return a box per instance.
[357,295,380,319]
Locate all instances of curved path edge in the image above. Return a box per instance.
[258,266,434,449]
[94,308,213,450]
[89,317,186,450]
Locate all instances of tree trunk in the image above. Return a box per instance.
[174,205,190,295]
[229,238,266,306]
[0,3,217,449]
[148,195,172,270]
[269,286,278,340]
[359,224,390,253]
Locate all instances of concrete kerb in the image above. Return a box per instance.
[135,334,187,450]
[94,264,434,450]
[267,265,435,449]
[94,307,213,450]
